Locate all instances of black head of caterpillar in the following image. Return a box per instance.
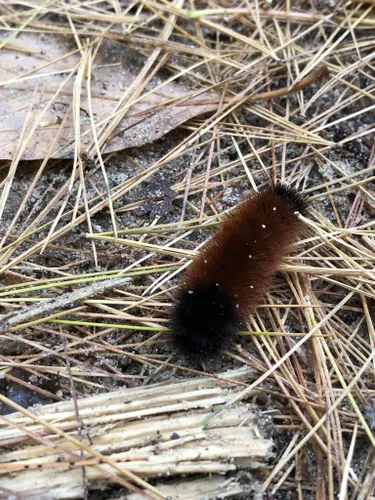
[169,284,241,361]
[271,183,309,216]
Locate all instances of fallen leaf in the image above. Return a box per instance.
[0,34,218,160]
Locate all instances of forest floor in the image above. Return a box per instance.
[0,1,375,499]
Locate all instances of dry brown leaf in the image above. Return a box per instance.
[0,34,218,160]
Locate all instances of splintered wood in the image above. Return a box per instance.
[0,368,273,499]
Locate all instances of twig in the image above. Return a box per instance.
[0,277,131,332]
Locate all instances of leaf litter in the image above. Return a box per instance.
[0,1,375,499]
[0,33,219,160]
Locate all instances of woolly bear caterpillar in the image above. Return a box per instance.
[169,184,308,360]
